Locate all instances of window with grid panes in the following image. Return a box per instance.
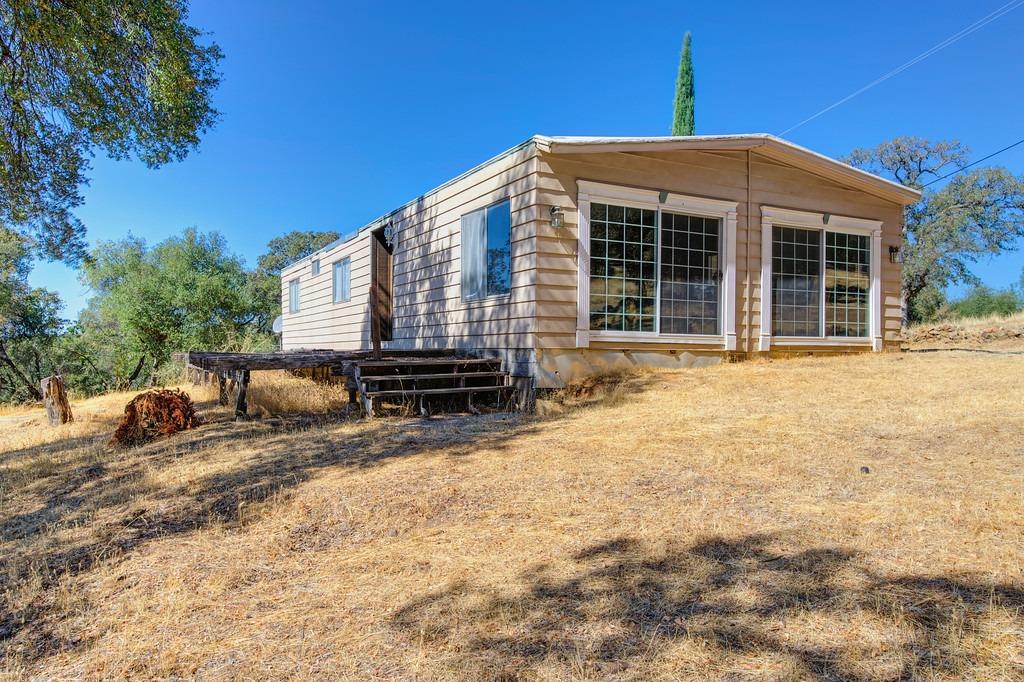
[825,232,870,337]
[588,202,658,332]
[659,212,721,335]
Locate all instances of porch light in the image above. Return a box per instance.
[889,245,900,263]
[549,205,564,228]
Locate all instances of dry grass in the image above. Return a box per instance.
[192,370,352,417]
[1,352,1022,680]
[906,312,1024,350]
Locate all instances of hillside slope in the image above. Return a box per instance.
[2,352,1022,680]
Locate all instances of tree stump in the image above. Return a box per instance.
[41,375,74,426]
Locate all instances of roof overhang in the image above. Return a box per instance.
[534,134,922,206]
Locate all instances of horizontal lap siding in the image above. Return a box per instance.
[280,234,372,350]
[537,149,905,352]
[384,147,541,354]
[279,145,542,356]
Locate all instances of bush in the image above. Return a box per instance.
[944,285,1023,320]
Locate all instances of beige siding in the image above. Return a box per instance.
[536,149,905,354]
[280,231,371,350]
[280,143,543,369]
[279,137,909,387]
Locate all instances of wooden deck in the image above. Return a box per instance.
[172,349,512,418]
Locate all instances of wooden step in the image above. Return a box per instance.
[357,357,499,368]
[359,371,507,382]
[365,385,514,398]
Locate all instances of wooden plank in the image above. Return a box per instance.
[366,385,514,398]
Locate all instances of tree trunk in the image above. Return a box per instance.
[0,339,43,400]
[126,354,146,385]
[40,375,73,425]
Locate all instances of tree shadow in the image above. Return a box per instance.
[392,534,1024,680]
[0,375,667,662]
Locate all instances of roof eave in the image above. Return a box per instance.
[539,134,922,206]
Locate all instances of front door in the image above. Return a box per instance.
[370,226,394,354]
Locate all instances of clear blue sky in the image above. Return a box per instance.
[29,0,1024,316]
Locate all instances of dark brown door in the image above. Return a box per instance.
[370,226,394,355]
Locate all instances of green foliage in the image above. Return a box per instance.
[248,229,339,333]
[81,228,267,384]
[944,285,1023,320]
[845,137,1024,323]
[0,228,65,401]
[0,0,222,263]
[671,32,694,136]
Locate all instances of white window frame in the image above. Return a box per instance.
[759,206,883,352]
[461,197,513,302]
[576,180,738,349]
[332,257,351,304]
[311,258,320,276]
[288,278,300,314]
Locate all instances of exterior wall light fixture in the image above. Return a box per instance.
[550,205,564,228]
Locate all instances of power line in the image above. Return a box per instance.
[779,0,1024,136]
[921,137,1024,187]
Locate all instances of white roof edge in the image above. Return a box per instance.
[281,135,544,274]
[540,133,922,204]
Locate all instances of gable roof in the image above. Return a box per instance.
[535,134,922,206]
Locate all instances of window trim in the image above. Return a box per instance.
[759,206,882,352]
[575,180,738,349]
[460,197,513,303]
[288,278,300,314]
[332,257,351,304]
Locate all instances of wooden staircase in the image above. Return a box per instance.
[352,356,515,417]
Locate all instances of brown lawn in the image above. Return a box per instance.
[1,349,1022,680]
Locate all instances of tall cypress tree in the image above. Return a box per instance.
[672,32,695,136]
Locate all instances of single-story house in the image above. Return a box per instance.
[279,134,921,392]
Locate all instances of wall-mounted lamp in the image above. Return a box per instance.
[889,245,901,263]
[549,205,564,228]
[822,212,831,225]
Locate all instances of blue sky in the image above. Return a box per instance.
[30,0,1024,316]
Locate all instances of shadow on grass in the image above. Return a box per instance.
[0,372,663,662]
[392,534,1024,680]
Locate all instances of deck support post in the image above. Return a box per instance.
[217,374,228,406]
[234,369,250,420]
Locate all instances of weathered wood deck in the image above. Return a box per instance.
[172,349,510,419]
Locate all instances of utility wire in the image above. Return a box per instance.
[779,0,1024,136]
[921,138,1024,187]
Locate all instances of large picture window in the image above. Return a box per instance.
[589,202,657,332]
[771,226,870,338]
[588,202,722,335]
[462,199,511,300]
[825,232,870,337]
[660,212,721,335]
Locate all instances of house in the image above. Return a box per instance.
[279,134,921,393]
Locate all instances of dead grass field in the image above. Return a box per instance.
[1,352,1022,680]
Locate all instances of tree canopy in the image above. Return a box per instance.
[81,228,262,384]
[0,0,222,263]
[845,137,1024,322]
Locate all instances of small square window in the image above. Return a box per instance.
[311,259,320,276]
